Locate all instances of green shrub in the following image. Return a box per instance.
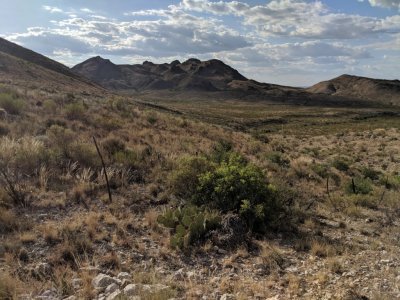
[0,93,24,115]
[46,125,74,161]
[349,194,377,209]
[45,119,67,129]
[157,205,221,249]
[346,177,373,195]
[361,167,381,181]
[209,140,233,163]
[146,112,158,125]
[169,156,214,199]
[0,136,48,175]
[69,142,100,168]
[311,163,330,178]
[102,137,126,158]
[380,175,400,190]
[65,102,86,120]
[266,151,290,168]
[0,123,9,136]
[43,99,57,113]
[113,149,140,168]
[332,156,351,172]
[93,116,122,131]
[193,152,279,232]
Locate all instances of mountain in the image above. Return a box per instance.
[307,74,400,105]
[1,36,398,105]
[73,56,400,106]
[0,37,103,93]
[72,57,249,92]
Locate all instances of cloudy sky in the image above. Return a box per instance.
[1,0,399,86]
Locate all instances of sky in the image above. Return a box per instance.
[0,0,399,86]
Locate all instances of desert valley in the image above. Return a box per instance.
[0,3,399,299]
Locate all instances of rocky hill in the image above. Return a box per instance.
[307,74,400,105]
[72,57,249,91]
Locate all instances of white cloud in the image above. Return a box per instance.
[367,0,400,9]
[9,9,250,58]
[81,8,94,13]
[181,0,400,39]
[42,5,63,14]
[7,1,400,85]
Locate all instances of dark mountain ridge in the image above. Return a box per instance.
[72,55,399,105]
[72,56,248,92]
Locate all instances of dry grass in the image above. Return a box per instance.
[19,231,37,244]
[0,84,399,299]
[310,240,336,258]
[0,272,21,299]
[258,242,285,271]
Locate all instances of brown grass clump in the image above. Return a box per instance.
[0,272,21,299]
[19,231,37,244]
[310,240,336,258]
[41,224,61,245]
[258,242,285,271]
[0,209,19,234]
[70,182,94,206]
[98,251,120,270]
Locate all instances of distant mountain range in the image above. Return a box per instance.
[0,37,399,105]
[72,56,247,91]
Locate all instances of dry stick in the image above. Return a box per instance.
[93,136,112,203]
[352,178,356,194]
[379,176,389,205]
[326,177,330,198]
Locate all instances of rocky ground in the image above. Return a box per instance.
[6,192,399,300]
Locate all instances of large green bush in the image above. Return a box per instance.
[193,152,279,232]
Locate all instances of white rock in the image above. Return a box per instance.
[220,294,235,300]
[217,248,227,255]
[173,268,185,280]
[120,278,132,288]
[106,289,121,300]
[97,293,105,300]
[187,271,196,280]
[142,284,169,294]
[105,283,119,295]
[64,296,76,300]
[35,263,52,276]
[124,284,140,296]
[380,259,390,264]
[36,288,59,300]
[92,274,118,289]
[117,272,131,281]
[71,278,82,290]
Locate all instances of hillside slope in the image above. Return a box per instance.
[0,38,104,94]
[307,74,400,104]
